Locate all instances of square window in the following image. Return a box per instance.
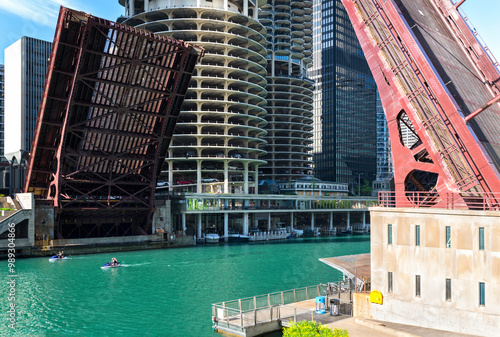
[446,278,451,301]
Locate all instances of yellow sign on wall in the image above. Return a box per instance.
[370,290,383,304]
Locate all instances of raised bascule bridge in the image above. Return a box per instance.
[23,7,202,239]
[341,0,500,209]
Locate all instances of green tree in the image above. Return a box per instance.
[360,179,373,196]
[283,321,348,337]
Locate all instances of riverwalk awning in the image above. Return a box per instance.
[319,253,370,290]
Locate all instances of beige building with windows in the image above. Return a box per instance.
[367,207,500,337]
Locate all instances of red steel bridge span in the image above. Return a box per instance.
[341,0,500,209]
[23,7,202,238]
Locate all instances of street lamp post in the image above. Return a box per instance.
[357,172,363,196]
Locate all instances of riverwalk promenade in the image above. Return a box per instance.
[326,317,479,337]
[213,294,478,337]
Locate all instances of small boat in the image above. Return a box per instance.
[340,228,352,235]
[101,262,122,269]
[302,229,315,237]
[49,255,69,261]
[293,229,304,237]
[205,233,220,244]
[227,233,250,243]
[205,228,220,244]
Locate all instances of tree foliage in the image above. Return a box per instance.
[354,179,373,196]
[283,321,349,337]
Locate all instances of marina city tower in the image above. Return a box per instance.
[119,0,269,195]
[258,0,315,182]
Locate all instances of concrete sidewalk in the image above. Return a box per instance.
[325,317,479,337]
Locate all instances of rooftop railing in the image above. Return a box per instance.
[378,191,500,211]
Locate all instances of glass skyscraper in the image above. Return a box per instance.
[311,0,377,186]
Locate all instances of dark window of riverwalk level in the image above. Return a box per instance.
[388,224,392,244]
[479,227,485,250]
[415,225,420,246]
[446,226,451,248]
[445,278,451,301]
[479,282,485,306]
[415,275,421,297]
[388,272,393,293]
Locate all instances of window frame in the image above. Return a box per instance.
[445,278,451,301]
[388,271,393,293]
[479,282,485,306]
[479,227,485,250]
[445,226,451,248]
[416,275,421,297]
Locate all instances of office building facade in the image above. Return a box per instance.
[0,65,4,161]
[4,37,52,155]
[311,0,377,186]
[4,37,52,193]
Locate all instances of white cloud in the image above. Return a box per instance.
[0,0,87,27]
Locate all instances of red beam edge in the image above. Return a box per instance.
[464,93,500,123]
[455,0,466,9]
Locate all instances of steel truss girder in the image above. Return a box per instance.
[24,6,201,237]
[343,0,500,207]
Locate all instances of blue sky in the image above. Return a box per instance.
[0,0,123,63]
[0,0,499,65]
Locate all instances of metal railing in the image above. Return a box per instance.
[212,284,328,331]
[378,191,500,211]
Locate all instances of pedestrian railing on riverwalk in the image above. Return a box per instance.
[212,284,350,334]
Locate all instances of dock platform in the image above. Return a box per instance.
[212,284,352,337]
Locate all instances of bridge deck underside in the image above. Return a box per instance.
[342,0,500,207]
[395,0,500,172]
[24,7,200,237]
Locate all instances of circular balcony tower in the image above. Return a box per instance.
[119,0,269,194]
[259,0,314,182]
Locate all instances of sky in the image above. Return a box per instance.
[0,0,499,64]
[0,0,123,63]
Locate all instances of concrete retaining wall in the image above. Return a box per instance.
[353,292,371,318]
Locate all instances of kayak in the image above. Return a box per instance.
[49,255,69,261]
[101,262,122,269]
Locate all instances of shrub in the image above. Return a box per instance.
[283,321,348,337]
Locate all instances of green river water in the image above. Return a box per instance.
[0,236,370,336]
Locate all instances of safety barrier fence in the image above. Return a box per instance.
[379,191,500,211]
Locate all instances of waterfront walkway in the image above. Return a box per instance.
[326,317,480,337]
[286,300,478,336]
[213,292,479,337]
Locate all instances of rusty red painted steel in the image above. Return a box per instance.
[23,6,201,236]
[342,0,500,209]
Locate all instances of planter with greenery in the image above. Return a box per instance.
[283,321,348,337]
